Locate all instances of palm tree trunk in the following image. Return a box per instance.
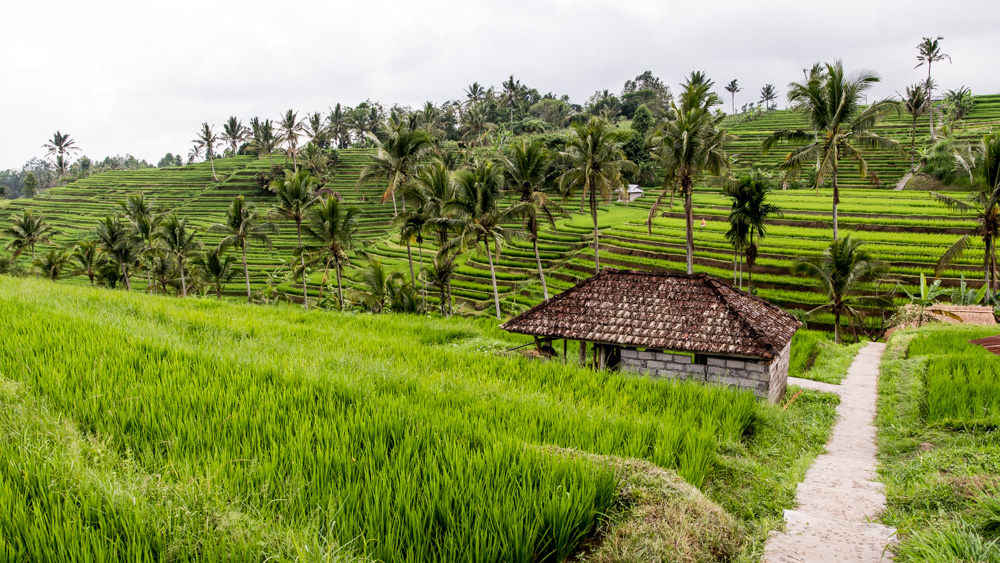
[747,231,754,291]
[590,183,600,274]
[447,279,453,317]
[391,192,398,216]
[927,67,935,141]
[242,244,251,302]
[334,255,344,311]
[832,154,840,241]
[834,308,841,344]
[210,155,218,181]
[121,263,131,291]
[484,237,502,320]
[297,223,309,310]
[684,187,694,274]
[533,235,548,300]
[179,256,187,297]
[417,242,425,307]
[910,118,918,172]
[406,238,415,285]
[216,282,222,300]
[440,283,447,316]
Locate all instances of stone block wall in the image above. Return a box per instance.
[620,345,790,402]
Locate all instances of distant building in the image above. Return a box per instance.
[619,184,643,202]
[501,269,800,402]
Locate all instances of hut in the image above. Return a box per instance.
[501,269,800,402]
[618,184,644,202]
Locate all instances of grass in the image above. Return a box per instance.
[787,330,863,384]
[877,325,1000,562]
[0,276,837,561]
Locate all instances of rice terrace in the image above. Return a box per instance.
[2,13,1000,563]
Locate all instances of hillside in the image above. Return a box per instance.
[3,96,1000,320]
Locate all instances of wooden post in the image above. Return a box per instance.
[579,340,586,365]
[563,339,567,363]
[598,344,606,370]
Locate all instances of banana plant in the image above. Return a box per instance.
[905,273,949,326]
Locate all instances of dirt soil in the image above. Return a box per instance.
[764,342,896,562]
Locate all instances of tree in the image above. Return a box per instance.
[357,121,434,215]
[560,117,636,273]
[35,249,72,281]
[300,142,330,178]
[464,82,486,107]
[156,214,201,297]
[71,240,104,285]
[193,247,237,300]
[916,36,951,141]
[903,83,929,172]
[279,109,304,168]
[43,131,80,183]
[724,176,782,290]
[210,196,279,302]
[941,86,974,131]
[305,112,330,149]
[444,161,527,319]
[4,210,56,261]
[648,72,730,273]
[327,104,351,149]
[502,139,565,299]
[792,235,889,343]
[119,194,159,292]
[631,104,653,137]
[724,79,742,115]
[424,249,458,316]
[222,117,249,156]
[410,161,456,248]
[195,123,220,181]
[95,215,139,291]
[354,257,401,314]
[904,273,949,327]
[22,172,38,198]
[762,60,902,240]
[252,119,279,166]
[394,196,428,288]
[760,84,778,110]
[304,195,360,310]
[932,131,1000,297]
[269,169,318,309]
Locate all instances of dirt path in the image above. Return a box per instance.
[894,172,913,191]
[764,342,896,562]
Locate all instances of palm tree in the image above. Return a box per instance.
[410,161,456,248]
[95,215,139,291]
[193,247,237,300]
[305,112,330,148]
[501,75,523,127]
[252,119,279,166]
[357,121,434,215]
[443,161,527,320]
[724,176,782,290]
[222,116,249,156]
[43,131,81,182]
[424,249,458,316]
[354,257,402,313]
[762,60,902,240]
[792,235,889,343]
[269,169,318,309]
[210,196,279,302]
[156,214,201,297]
[304,195,360,310]
[195,123,220,181]
[916,36,951,141]
[188,143,203,164]
[119,194,159,292]
[279,109,304,168]
[760,84,778,110]
[4,210,56,261]
[327,104,351,149]
[300,142,329,178]
[394,199,428,287]
[903,84,929,172]
[71,240,103,285]
[502,139,565,299]
[464,82,486,107]
[648,72,730,274]
[724,79,741,115]
[560,117,636,273]
[932,131,1000,296]
[35,249,72,281]
[461,105,494,146]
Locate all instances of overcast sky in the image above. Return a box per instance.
[3,0,998,170]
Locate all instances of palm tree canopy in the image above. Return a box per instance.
[559,117,637,204]
[157,214,201,257]
[3,210,57,258]
[357,122,435,204]
[792,235,889,306]
[210,195,279,251]
[305,195,360,259]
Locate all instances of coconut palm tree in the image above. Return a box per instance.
[760,84,779,110]
[43,131,81,182]
[903,83,929,172]
[461,105,494,146]
[424,249,458,316]
[4,210,56,261]
[648,72,730,273]
[95,215,139,291]
[279,109,305,168]
[762,60,902,240]
[193,247,237,300]
[560,117,636,273]
[357,121,434,215]
[35,249,72,281]
[269,169,319,309]
[305,112,330,148]
[502,139,565,299]
[252,119,279,166]
[724,176,782,290]
[442,161,528,320]
[464,82,486,107]
[724,79,741,115]
[410,161,456,248]
[119,194,159,292]
[71,239,104,285]
[354,257,402,314]
[210,196,279,302]
[300,142,329,178]
[304,195,360,310]
[393,199,428,287]
[156,214,201,297]
[792,235,889,343]
[222,116,249,156]
[932,131,1000,296]
[188,143,203,164]
[916,36,950,141]
[195,123,220,181]
[327,104,351,149]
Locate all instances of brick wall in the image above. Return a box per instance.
[620,345,789,402]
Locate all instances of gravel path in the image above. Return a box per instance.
[764,342,896,562]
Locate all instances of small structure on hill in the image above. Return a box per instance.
[926,304,996,325]
[619,184,644,202]
[501,269,800,402]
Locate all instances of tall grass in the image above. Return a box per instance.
[908,326,1000,426]
[0,277,760,561]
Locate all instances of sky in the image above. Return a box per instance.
[2,0,999,170]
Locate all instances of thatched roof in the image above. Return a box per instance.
[926,305,997,325]
[502,269,800,359]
